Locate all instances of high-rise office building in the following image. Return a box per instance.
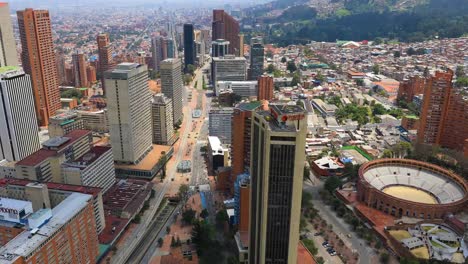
[161,58,183,125]
[231,101,262,179]
[165,38,175,58]
[48,111,85,137]
[257,75,274,101]
[105,63,153,164]
[212,39,230,57]
[56,52,67,85]
[72,51,88,87]
[151,93,175,145]
[212,10,240,55]
[418,70,468,154]
[0,3,18,67]
[249,104,307,264]
[249,37,265,80]
[239,34,245,57]
[97,33,114,93]
[17,8,61,126]
[97,33,114,74]
[212,55,247,85]
[151,36,165,71]
[0,67,41,161]
[86,65,97,84]
[397,75,426,103]
[183,24,196,70]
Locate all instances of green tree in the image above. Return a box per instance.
[302,191,313,209]
[158,151,168,180]
[281,57,287,63]
[178,184,189,200]
[157,237,164,247]
[291,71,301,86]
[393,50,401,58]
[171,236,176,247]
[456,76,468,87]
[316,256,325,264]
[302,239,318,255]
[287,61,297,73]
[355,79,364,86]
[372,64,380,74]
[455,65,465,77]
[61,89,83,103]
[266,64,275,73]
[215,210,229,227]
[184,74,192,85]
[324,176,341,193]
[372,103,386,115]
[407,47,416,56]
[186,64,196,75]
[380,252,390,264]
[200,209,209,219]
[303,166,311,182]
[182,208,196,224]
[266,50,273,58]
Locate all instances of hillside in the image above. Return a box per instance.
[243,0,468,45]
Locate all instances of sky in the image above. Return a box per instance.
[6,0,271,10]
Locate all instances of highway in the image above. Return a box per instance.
[111,66,200,264]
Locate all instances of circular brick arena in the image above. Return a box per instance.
[357,159,468,219]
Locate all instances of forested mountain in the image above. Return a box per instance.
[243,0,468,45]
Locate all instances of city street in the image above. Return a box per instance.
[303,174,376,264]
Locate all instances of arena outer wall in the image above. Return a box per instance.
[357,159,468,219]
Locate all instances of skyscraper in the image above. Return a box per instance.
[257,75,274,101]
[249,104,307,264]
[72,51,88,87]
[0,67,41,161]
[161,58,183,125]
[418,70,468,154]
[151,93,175,145]
[105,63,152,164]
[212,10,240,55]
[17,8,60,126]
[212,55,247,85]
[97,33,114,93]
[183,24,195,70]
[249,37,265,80]
[0,3,18,67]
[231,101,262,179]
[151,36,165,71]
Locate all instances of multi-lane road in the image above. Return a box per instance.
[111,63,207,264]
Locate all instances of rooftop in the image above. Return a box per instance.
[0,198,31,211]
[0,193,92,263]
[236,101,262,111]
[0,66,20,74]
[114,144,171,171]
[62,146,112,170]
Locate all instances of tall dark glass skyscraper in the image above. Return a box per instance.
[249,37,264,80]
[183,24,195,71]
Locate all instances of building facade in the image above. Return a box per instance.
[183,24,195,70]
[212,55,247,85]
[397,75,426,103]
[231,102,262,180]
[249,37,264,81]
[152,93,175,145]
[212,39,230,57]
[212,10,240,55]
[160,58,183,125]
[72,51,88,88]
[257,75,274,101]
[0,67,41,162]
[61,146,116,193]
[418,70,468,154]
[105,63,153,164]
[216,81,257,97]
[249,104,307,264]
[0,3,18,67]
[48,111,85,138]
[209,108,234,144]
[17,8,61,126]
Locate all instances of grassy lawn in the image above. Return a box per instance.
[431,240,445,248]
[389,230,411,241]
[411,246,429,259]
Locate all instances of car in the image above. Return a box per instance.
[314,232,321,236]
[330,251,337,256]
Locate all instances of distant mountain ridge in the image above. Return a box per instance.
[243,0,468,45]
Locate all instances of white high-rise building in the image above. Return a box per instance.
[212,55,247,85]
[0,3,18,67]
[0,67,40,161]
[161,58,183,125]
[105,63,152,164]
[151,36,164,71]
